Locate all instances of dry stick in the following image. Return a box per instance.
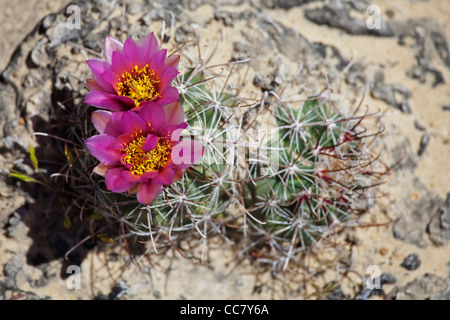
[64,223,113,260]
[162,233,190,261]
[79,195,89,223]
[121,221,136,266]
[33,132,84,148]
[184,69,224,89]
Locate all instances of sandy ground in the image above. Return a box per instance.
[0,0,449,300]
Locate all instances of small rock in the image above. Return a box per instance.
[380,273,397,285]
[428,193,450,246]
[355,273,396,300]
[345,233,361,246]
[3,255,24,289]
[5,210,24,238]
[46,22,79,48]
[371,80,411,113]
[253,74,274,91]
[379,247,389,256]
[401,254,421,271]
[258,16,312,62]
[354,287,385,300]
[187,0,204,11]
[29,38,50,68]
[126,2,142,15]
[153,290,161,299]
[393,179,440,247]
[396,274,450,300]
[234,279,244,286]
[417,133,430,156]
[108,280,129,300]
[40,14,57,32]
[430,31,450,68]
[253,285,263,294]
[214,11,235,27]
[430,287,450,300]
[265,0,316,10]
[175,24,195,43]
[304,1,394,37]
[414,120,426,131]
[91,0,117,18]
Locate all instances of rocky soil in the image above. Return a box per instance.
[0,0,449,300]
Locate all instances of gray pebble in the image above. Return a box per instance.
[417,133,430,156]
[401,254,421,271]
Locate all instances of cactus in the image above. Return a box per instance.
[9,31,386,276]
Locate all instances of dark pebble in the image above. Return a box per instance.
[108,280,129,300]
[401,254,421,271]
[417,133,430,156]
[380,273,397,285]
[414,120,426,131]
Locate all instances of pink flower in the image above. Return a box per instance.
[84,33,180,111]
[85,102,203,205]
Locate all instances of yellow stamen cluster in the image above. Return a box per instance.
[122,134,173,176]
[117,64,160,107]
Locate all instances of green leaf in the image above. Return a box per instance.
[64,143,73,165]
[9,171,40,183]
[29,146,38,170]
[64,216,71,229]
[96,234,115,243]
[89,213,101,220]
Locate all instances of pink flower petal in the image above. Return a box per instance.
[155,86,180,105]
[84,91,126,111]
[149,49,167,77]
[164,122,188,140]
[121,170,145,183]
[165,54,180,69]
[86,59,116,93]
[105,167,135,192]
[119,110,147,134]
[142,134,160,151]
[86,58,109,75]
[137,181,163,205]
[171,140,204,169]
[140,170,159,180]
[163,102,185,126]
[114,133,133,150]
[85,134,121,165]
[111,111,125,127]
[152,167,175,185]
[91,110,121,136]
[99,70,120,93]
[104,36,123,64]
[121,170,159,183]
[86,78,104,92]
[138,102,165,132]
[115,95,135,110]
[140,32,160,62]
[158,66,179,89]
[93,163,111,177]
[173,169,185,182]
[123,38,145,67]
[111,51,131,76]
